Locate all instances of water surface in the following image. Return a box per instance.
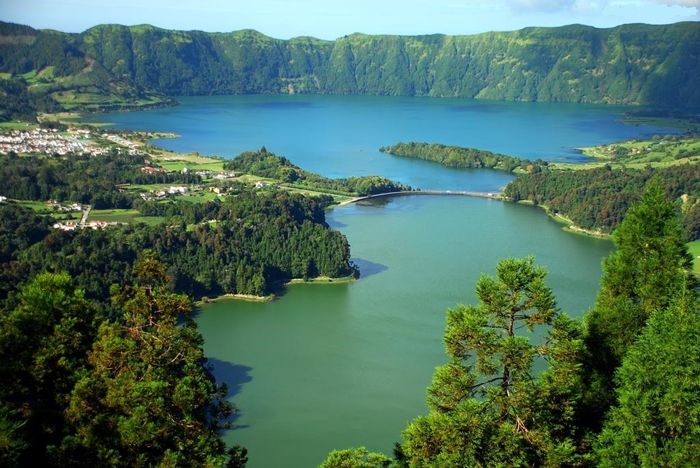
[92,95,673,191]
[91,95,663,467]
[197,196,612,467]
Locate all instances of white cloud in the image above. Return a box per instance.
[508,0,575,11]
[652,0,700,17]
[506,0,609,12]
[654,0,700,6]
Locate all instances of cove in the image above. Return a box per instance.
[196,196,613,467]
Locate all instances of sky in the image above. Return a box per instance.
[1,0,698,39]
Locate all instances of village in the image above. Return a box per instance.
[0,127,144,157]
[0,124,285,232]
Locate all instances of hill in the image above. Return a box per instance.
[1,21,699,117]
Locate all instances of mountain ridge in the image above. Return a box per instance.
[1,20,699,116]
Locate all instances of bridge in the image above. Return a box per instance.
[340,190,503,205]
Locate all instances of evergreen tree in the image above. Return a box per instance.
[0,272,97,466]
[583,182,696,427]
[64,257,240,466]
[596,291,700,467]
[400,257,588,467]
[320,447,391,468]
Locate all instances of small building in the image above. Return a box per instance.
[87,221,111,230]
[214,172,237,180]
[141,166,166,174]
[52,222,78,231]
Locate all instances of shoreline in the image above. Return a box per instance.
[517,200,612,240]
[196,275,357,305]
[35,107,674,243]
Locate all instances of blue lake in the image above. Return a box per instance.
[92,94,672,191]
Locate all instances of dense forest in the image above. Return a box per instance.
[322,184,700,467]
[0,189,355,311]
[503,164,700,239]
[0,255,249,467]
[0,151,199,209]
[1,20,699,118]
[380,142,537,173]
[223,148,410,195]
[0,76,61,120]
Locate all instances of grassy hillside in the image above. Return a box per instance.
[1,21,699,115]
[0,23,172,118]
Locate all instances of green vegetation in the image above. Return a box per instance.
[0,135,372,464]
[87,208,164,225]
[64,259,242,466]
[399,257,588,466]
[324,188,698,466]
[504,164,700,239]
[1,21,699,115]
[223,147,410,196]
[139,144,229,173]
[13,199,78,220]
[0,190,356,303]
[157,159,226,172]
[583,184,697,426]
[0,262,245,466]
[562,134,700,170]
[595,297,700,467]
[380,142,535,173]
[0,120,38,130]
[0,76,61,121]
[690,240,700,275]
[321,447,391,468]
[0,151,198,209]
[378,136,700,239]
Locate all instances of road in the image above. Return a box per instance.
[79,204,91,227]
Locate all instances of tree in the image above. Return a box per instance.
[596,292,700,467]
[64,257,240,466]
[583,182,696,428]
[400,257,587,467]
[320,447,391,468]
[0,272,97,466]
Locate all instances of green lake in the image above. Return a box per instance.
[197,196,612,467]
[93,95,672,466]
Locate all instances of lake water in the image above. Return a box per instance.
[93,95,670,467]
[93,94,672,192]
[197,197,612,467]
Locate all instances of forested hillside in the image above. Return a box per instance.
[380,142,534,172]
[223,148,410,195]
[504,164,700,238]
[0,190,355,309]
[1,20,699,117]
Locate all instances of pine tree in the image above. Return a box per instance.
[583,181,695,428]
[320,447,391,468]
[596,291,700,467]
[64,257,239,466]
[0,272,97,466]
[400,258,588,467]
